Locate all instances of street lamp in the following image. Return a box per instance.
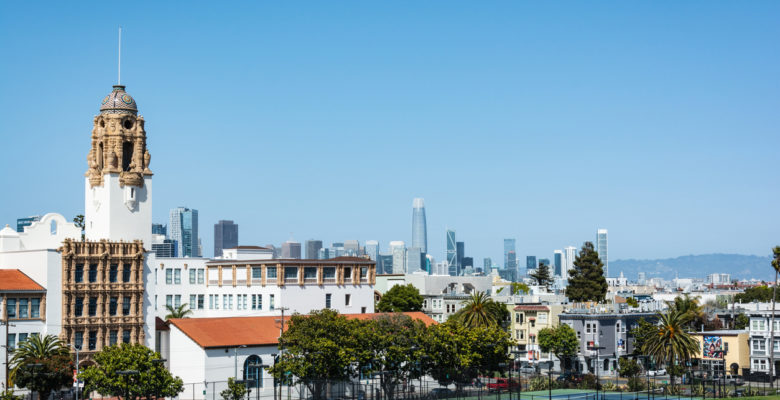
[117,369,140,400]
[588,345,605,400]
[67,344,81,400]
[234,345,247,381]
[510,350,521,396]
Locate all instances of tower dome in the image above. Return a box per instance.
[100,85,137,115]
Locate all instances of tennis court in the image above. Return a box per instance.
[474,389,702,400]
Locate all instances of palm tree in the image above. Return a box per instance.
[10,334,72,398]
[452,291,506,328]
[666,293,705,330]
[165,303,193,319]
[642,308,699,388]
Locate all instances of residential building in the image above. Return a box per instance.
[214,220,238,258]
[747,311,780,380]
[0,269,47,387]
[16,216,42,233]
[509,304,565,365]
[170,207,200,258]
[412,198,427,254]
[690,330,749,377]
[597,229,608,277]
[446,230,457,276]
[305,240,323,260]
[281,241,301,259]
[708,274,732,285]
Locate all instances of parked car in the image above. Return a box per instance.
[647,368,667,376]
[556,372,584,384]
[518,365,538,375]
[487,378,520,392]
[429,388,454,399]
[723,374,745,386]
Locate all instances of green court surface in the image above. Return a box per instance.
[466,389,702,400]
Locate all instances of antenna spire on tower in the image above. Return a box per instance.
[118,26,122,85]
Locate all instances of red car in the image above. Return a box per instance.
[487,378,520,392]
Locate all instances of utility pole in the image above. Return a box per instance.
[276,307,289,400]
[3,304,15,390]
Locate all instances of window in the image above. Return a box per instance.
[269,294,275,310]
[109,264,118,282]
[361,307,367,313]
[88,264,98,282]
[7,334,15,350]
[88,297,97,316]
[123,296,131,315]
[6,299,16,318]
[190,295,197,309]
[753,359,768,371]
[228,295,233,309]
[538,313,548,324]
[253,294,263,310]
[174,295,181,308]
[752,320,766,331]
[189,269,196,284]
[242,295,247,310]
[266,267,277,280]
[109,330,118,346]
[198,295,204,310]
[423,300,428,308]
[88,331,97,350]
[122,264,131,282]
[174,269,181,284]
[31,298,40,318]
[18,299,28,318]
[74,297,83,317]
[75,264,84,283]
[166,295,173,308]
[74,332,83,350]
[285,267,298,282]
[122,330,130,344]
[325,294,332,309]
[237,295,243,310]
[323,268,336,281]
[18,333,28,344]
[753,339,767,351]
[774,321,780,332]
[223,295,229,310]
[197,269,205,284]
[345,294,351,306]
[343,267,352,282]
[109,297,118,316]
[304,267,317,282]
[252,267,262,280]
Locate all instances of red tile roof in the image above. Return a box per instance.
[0,270,45,291]
[169,312,436,349]
[514,305,549,312]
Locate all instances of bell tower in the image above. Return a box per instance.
[84,85,152,245]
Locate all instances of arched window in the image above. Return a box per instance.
[50,220,58,235]
[244,355,263,388]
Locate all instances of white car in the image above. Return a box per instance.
[647,369,667,376]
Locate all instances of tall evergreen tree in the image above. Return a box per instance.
[566,242,608,302]
[530,261,552,289]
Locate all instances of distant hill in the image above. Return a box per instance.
[609,254,773,281]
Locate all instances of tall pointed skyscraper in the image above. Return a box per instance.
[597,228,608,277]
[412,198,427,254]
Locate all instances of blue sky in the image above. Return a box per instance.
[1,2,778,266]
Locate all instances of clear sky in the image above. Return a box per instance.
[1,2,778,265]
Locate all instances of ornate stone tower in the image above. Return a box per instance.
[84,85,152,245]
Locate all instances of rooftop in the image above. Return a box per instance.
[691,330,746,336]
[169,311,435,349]
[514,305,550,312]
[0,269,45,292]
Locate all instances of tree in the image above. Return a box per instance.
[377,284,424,312]
[566,242,608,303]
[220,378,247,400]
[9,334,72,399]
[73,214,85,241]
[269,309,360,400]
[79,344,184,400]
[640,308,699,388]
[666,294,705,330]
[618,358,644,392]
[420,321,511,389]
[164,303,193,319]
[734,285,777,303]
[450,291,507,328]
[734,313,749,330]
[629,318,657,357]
[530,262,552,289]
[354,314,428,400]
[537,324,579,372]
[510,282,530,295]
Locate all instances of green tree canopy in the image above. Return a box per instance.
[9,334,72,399]
[377,284,424,312]
[530,262,552,289]
[420,321,511,388]
[734,285,777,303]
[220,378,247,400]
[269,309,361,400]
[618,358,641,378]
[735,313,749,330]
[629,318,658,356]
[666,294,706,330]
[165,303,193,319]
[510,282,530,295]
[537,324,578,371]
[450,291,508,328]
[640,308,699,388]
[566,242,608,303]
[79,344,184,400]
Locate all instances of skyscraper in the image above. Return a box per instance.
[170,207,199,258]
[412,198,428,254]
[379,254,394,275]
[406,247,423,273]
[526,256,537,273]
[16,216,41,233]
[305,240,323,259]
[563,246,577,279]
[390,241,406,274]
[456,241,464,272]
[214,220,239,257]
[553,250,563,277]
[365,240,380,261]
[507,250,517,281]
[504,238,517,270]
[344,240,360,256]
[151,223,167,236]
[483,258,492,271]
[281,241,302,259]
[597,229,608,277]
[446,230,457,276]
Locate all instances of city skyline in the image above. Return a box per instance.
[1,3,778,265]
